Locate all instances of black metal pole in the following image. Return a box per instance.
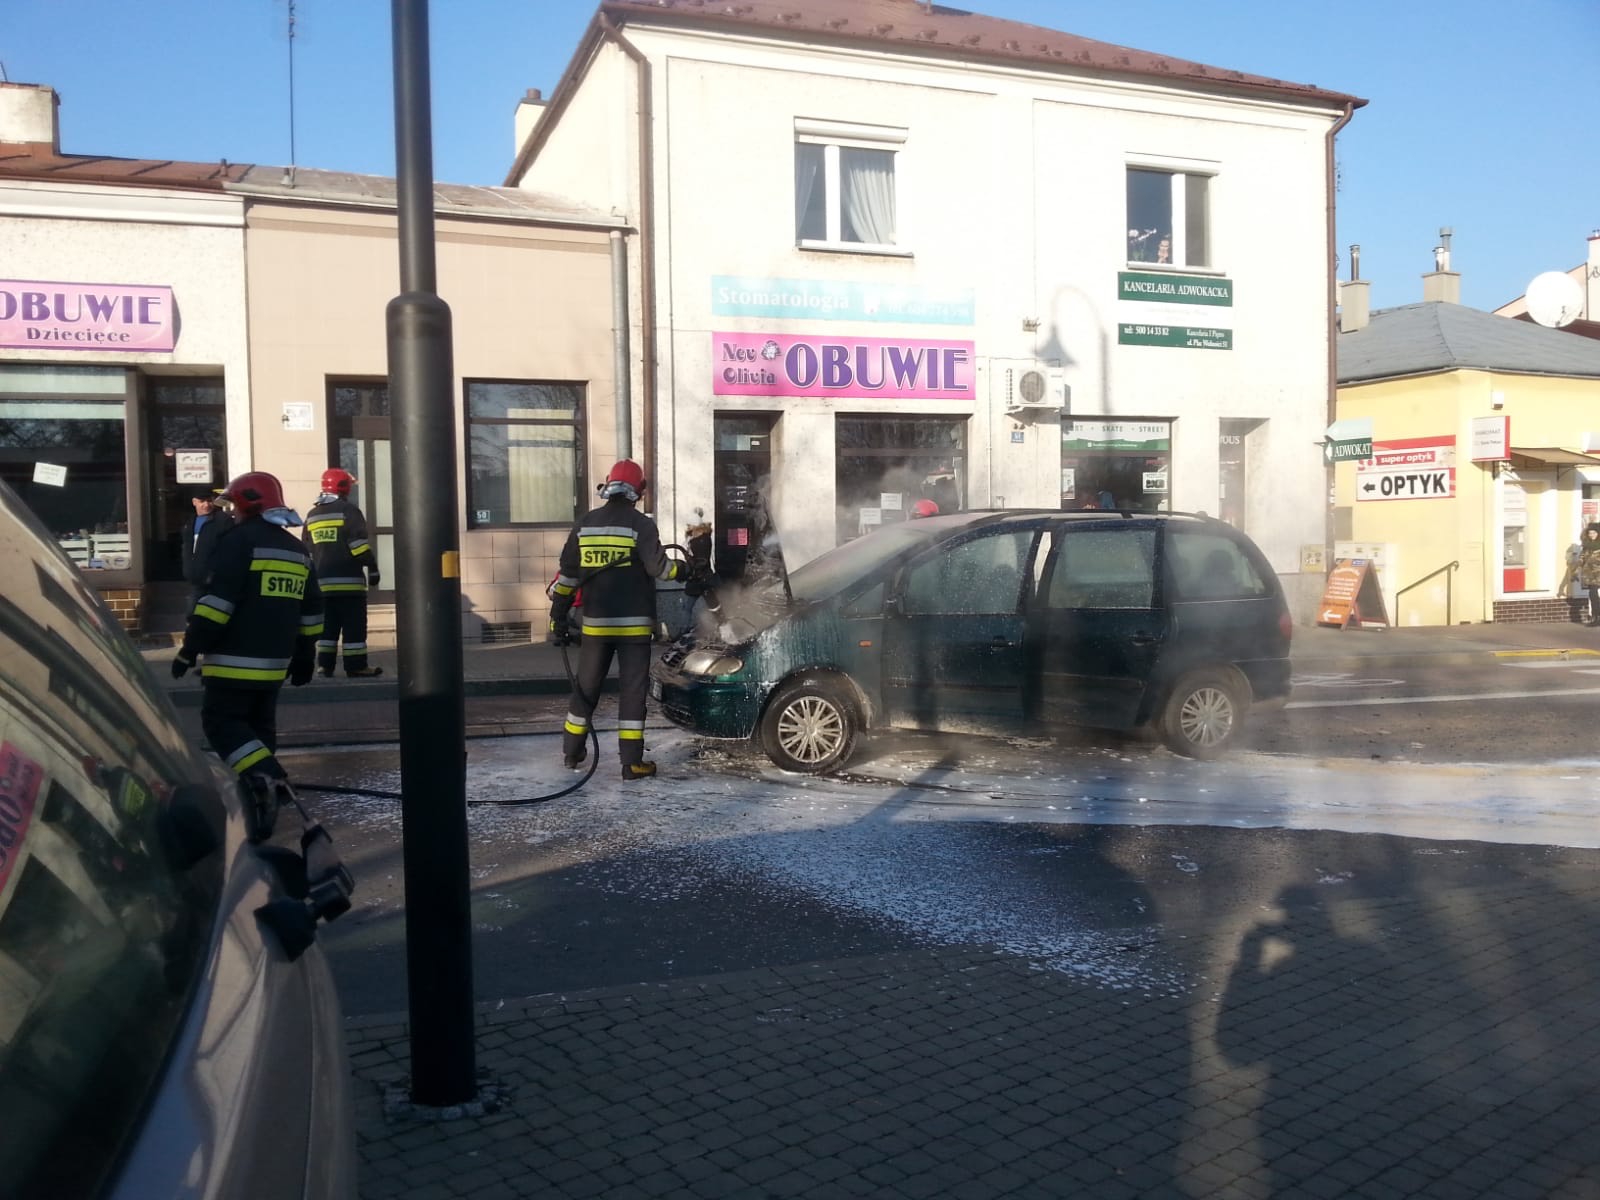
[388,0,476,1106]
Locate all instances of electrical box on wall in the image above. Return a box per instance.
[989,359,1067,415]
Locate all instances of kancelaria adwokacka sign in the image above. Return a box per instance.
[712,332,975,400]
[0,280,177,352]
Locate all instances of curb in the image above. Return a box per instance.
[163,675,608,707]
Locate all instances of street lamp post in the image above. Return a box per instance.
[387,0,476,1106]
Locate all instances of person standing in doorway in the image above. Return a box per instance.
[171,472,321,837]
[302,468,383,677]
[180,486,233,613]
[546,459,684,780]
[1579,524,1600,626]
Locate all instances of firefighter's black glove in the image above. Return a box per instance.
[365,567,381,589]
[545,619,573,647]
[171,653,194,680]
[289,659,315,687]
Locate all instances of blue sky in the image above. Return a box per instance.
[5,0,1595,311]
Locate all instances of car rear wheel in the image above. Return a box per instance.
[1160,669,1245,759]
[759,678,858,774]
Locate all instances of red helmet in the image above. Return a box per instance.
[320,467,355,496]
[600,459,647,501]
[910,499,939,518]
[218,471,286,518]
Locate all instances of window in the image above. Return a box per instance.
[902,531,1033,616]
[327,381,395,580]
[1166,530,1270,601]
[466,381,584,528]
[0,367,132,572]
[795,120,904,252]
[1048,528,1156,609]
[836,416,966,543]
[1126,167,1211,268]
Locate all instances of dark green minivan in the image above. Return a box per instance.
[651,510,1293,773]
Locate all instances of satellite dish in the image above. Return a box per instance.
[1524,270,1584,328]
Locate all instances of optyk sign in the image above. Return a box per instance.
[711,332,974,400]
[0,280,176,352]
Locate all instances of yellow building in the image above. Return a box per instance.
[1335,294,1600,625]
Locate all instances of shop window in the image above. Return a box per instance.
[465,381,584,528]
[1061,418,1171,513]
[836,416,966,544]
[0,365,133,571]
[796,119,905,253]
[1127,167,1211,268]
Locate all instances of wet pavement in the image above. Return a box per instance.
[142,622,1600,1198]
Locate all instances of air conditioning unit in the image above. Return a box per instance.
[989,358,1067,413]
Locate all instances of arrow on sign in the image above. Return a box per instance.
[1362,481,1376,493]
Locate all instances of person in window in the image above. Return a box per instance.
[302,468,382,678]
[546,459,685,780]
[1578,524,1600,626]
[171,471,322,836]
[1156,237,1172,264]
[180,486,233,614]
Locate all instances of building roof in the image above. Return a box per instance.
[1337,302,1600,384]
[0,142,622,226]
[599,0,1364,108]
[509,0,1364,184]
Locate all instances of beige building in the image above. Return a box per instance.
[1335,266,1600,625]
[1,82,626,640]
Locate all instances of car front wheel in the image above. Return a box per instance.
[1160,669,1245,759]
[759,678,858,774]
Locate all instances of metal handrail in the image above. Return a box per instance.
[1395,560,1459,627]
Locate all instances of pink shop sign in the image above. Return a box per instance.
[0,280,177,352]
[713,332,975,400]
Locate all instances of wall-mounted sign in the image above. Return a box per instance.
[712,276,975,325]
[1142,472,1168,493]
[1355,435,1456,502]
[711,333,975,400]
[1117,272,1233,306]
[174,449,213,484]
[281,402,315,432]
[1,280,176,352]
[32,462,67,487]
[1118,324,1232,350]
[1063,420,1171,452]
[1470,415,1510,462]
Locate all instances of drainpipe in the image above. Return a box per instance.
[610,229,632,458]
[1325,100,1358,572]
[598,15,655,493]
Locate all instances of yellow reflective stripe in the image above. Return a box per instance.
[551,583,576,597]
[321,582,366,593]
[230,746,273,774]
[350,544,370,557]
[194,604,231,625]
[252,560,310,577]
[580,625,653,638]
[301,622,325,636]
[618,729,645,740]
[564,721,588,736]
[202,665,289,681]
[578,535,636,548]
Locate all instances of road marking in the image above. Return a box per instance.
[1286,686,1600,710]
[1491,648,1600,659]
[1501,660,1597,669]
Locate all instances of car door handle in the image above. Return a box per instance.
[1130,632,1159,646]
[990,636,1018,648]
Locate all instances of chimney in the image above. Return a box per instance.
[1422,225,1461,304]
[1339,243,1370,333]
[514,87,546,160]
[0,82,59,152]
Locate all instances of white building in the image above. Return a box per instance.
[509,0,1363,617]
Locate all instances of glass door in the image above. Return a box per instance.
[328,382,394,598]
[143,377,228,582]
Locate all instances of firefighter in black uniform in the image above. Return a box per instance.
[172,471,322,835]
[547,459,685,780]
[302,467,382,678]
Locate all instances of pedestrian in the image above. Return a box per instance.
[1579,524,1600,626]
[302,468,383,677]
[171,471,322,838]
[546,459,685,780]
[179,485,233,614]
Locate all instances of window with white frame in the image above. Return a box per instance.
[1126,166,1212,268]
[795,119,905,252]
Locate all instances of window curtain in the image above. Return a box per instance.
[794,143,823,240]
[842,148,895,244]
[507,418,574,523]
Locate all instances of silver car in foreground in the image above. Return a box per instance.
[0,481,355,1199]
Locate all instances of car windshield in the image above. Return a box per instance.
[787,520,948,602]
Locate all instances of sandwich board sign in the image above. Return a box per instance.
[1316,559,1390,629]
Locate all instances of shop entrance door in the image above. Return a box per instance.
[143,377,228,583]
[328,382,395,596]
[712,415,776,582]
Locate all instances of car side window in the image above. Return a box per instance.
[901,531,1034,615]
[1047,528,1157,609]
[1167,530,1270,600]
[841,580,885,617]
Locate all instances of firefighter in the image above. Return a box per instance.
[171,471,322,836]
[302,467,383,678]
[546,459,685,780]
[909,499,939,518]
